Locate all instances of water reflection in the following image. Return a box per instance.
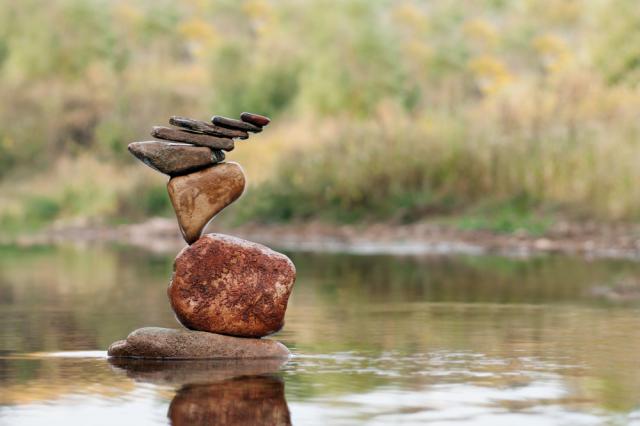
[109,358,289,386]
[169,377,290,426]
[2,244,640,424]
[110,358,291,426]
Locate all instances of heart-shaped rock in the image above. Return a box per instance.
[167,162,245,244]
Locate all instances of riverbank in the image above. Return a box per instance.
[6,217,640,259]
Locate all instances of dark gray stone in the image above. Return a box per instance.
[212,149,225,163]
[151,126,235,151]
[212,115,262,133]
[107,327,291,359]
[169,116,249,139]
[128,141,223,176]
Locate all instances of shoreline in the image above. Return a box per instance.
[6,217,640,259]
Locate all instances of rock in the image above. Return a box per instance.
[128,141,224,176]
[151,126,235,151]
[107,327,290,359]
[168,234,296,337]
[169,376,291,426]
[169,116,249,140]
[167,162,245,244]
[240,112,271,127]
[211,115,262,133]
[211,149,225,162]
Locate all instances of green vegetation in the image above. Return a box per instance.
[1,0,640,234]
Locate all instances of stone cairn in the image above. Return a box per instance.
[108,113,295,360]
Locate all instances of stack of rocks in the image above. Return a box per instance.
[108,113,296,360]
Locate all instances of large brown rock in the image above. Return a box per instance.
[107,327,290,359]
[169,234,296,337]
[128,141,224,176]
[151,126,235,151]
[167,162,245,244]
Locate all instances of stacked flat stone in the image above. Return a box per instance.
[109,112,296,360]
[127,113,270,243]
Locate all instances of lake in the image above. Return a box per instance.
[1,244,639,425]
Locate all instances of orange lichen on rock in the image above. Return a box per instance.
[168,234,296,337]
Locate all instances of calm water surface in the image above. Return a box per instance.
[1,244,639,425]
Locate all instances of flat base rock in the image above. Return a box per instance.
[107,327,290,359]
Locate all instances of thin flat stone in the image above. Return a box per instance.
[128,141,224,176]
[151,126,235,151]
[169,116,249,139]
[107,327,290,359]
[169,234,296,337]
[167,162,245,244]
[240,112,271,127]
[212,115,262,133]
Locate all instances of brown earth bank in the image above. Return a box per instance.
[6,217,640,260]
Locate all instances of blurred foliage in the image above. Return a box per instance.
[1,0,640,232]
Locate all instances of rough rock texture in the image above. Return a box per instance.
[107,327,290,359]
[211,115,262,133]
[240,112,271,127]
[167,162,245,244]
[169,234,296,337]
[109,358,288,386]
[128,141,224,176]
[151,126,235,151]
[169,116,249,139]
[169,376,291,426]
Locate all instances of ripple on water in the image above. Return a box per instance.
[2,246,640,425]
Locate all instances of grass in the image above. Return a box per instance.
[233,95,640,229]
[0,155,172,236]
[453,198,554,236]
[2,0,640,236]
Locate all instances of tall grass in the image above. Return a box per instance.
[1,0,640,231]
[239,86,640,224]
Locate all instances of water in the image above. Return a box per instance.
[1,244,639,425]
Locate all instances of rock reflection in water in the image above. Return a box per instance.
[109,358,291,426]
[169,376,290,426]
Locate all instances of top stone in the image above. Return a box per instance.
[240,112,271,127]
[212,116,262,133]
